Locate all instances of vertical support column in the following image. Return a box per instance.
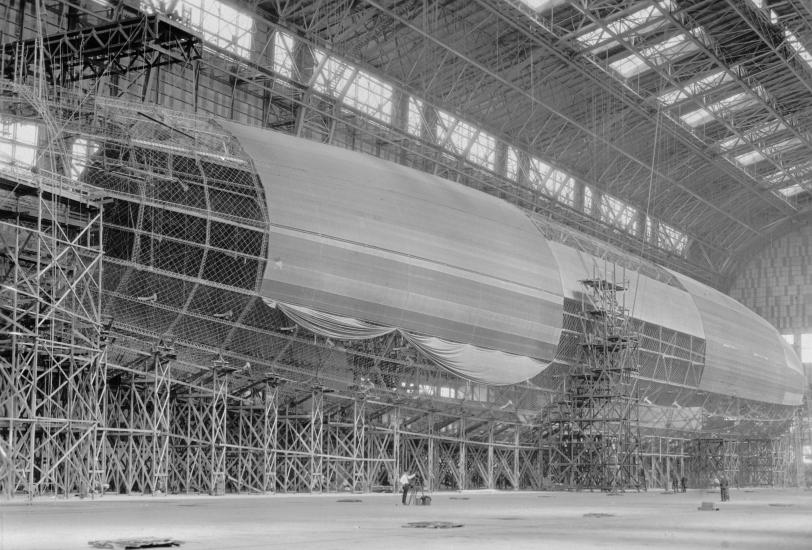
[648,218,659,247]
[393,406,401,486]
[590,188,603,220]
[310,387,324,492]
[636,210,648,241]
[573,180,586,213]
[458,417,466,491]
[427,413,436,492]
[391,89,410,165]
[151,346,172,495]
[352,396,367,492]
[262,382,278,493]
[209,361,229,495]
[513,427,521,490]
[421,103,438,174]
[487,423,495,490]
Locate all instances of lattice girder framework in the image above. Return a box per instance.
[3,14,202,91]
[0,169,105,499]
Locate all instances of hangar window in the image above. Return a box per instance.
[141,0,254,58]
[312,54,355,97]
[311,52,393,124]
[601,194,638,234]
[436,111,495,170]
[273,31,296,79]
[782,334,795,346]
[544,169,576,207]
[407,97,425,137]
[583,185,594,213]
[506,146,520,180]
[70,138,99,180]
[655,221,688,254]
[468,131,496,169]
[801,333,812,362]
[526,157,553,190]
[0,119,39,169]
[343,71,393,124]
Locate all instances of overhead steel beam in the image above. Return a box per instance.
[358,0,761,241]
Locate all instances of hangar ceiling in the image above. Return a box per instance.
[256,0,812,286]
[4,0,812,288]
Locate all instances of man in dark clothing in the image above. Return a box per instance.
[719,476,730,501]
[680,476,687,493]
[400,471,417,505]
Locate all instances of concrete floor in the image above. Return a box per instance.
[1,488,811,549]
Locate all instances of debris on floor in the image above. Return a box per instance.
[583,513,615,518]
[337,499,362,503]
[698,502,718,511]
[88,537,183,549]
[403,521,463,529]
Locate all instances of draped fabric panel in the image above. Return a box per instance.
[266,300,548,386]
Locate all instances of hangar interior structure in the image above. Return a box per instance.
[1,0,811,499]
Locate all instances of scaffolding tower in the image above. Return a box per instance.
[544,263,642,491]
[0,168,106,499]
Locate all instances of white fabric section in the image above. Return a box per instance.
[277,302,396,341]
[401,333,546,386]
[269,301,546,386]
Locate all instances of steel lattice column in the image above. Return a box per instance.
[263,382,279,493]
[352,395,367,492]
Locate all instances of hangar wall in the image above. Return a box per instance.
[729,224,812,339]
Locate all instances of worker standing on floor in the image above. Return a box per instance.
[719,475,730,502]
[400,471,417,505]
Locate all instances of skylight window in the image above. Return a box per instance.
[576,4,666,54]
[610,32,701,78]
[717,120,786,152]
[680,91,761,127]
[734,150,765,166]
[734,137,802,166]
[778,184,803,197]
[786,30,812,70]
[657,70,732,106]
[516,0,568,11]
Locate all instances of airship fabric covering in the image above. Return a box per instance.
[223,121,564,385]
[269,300,547,386]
